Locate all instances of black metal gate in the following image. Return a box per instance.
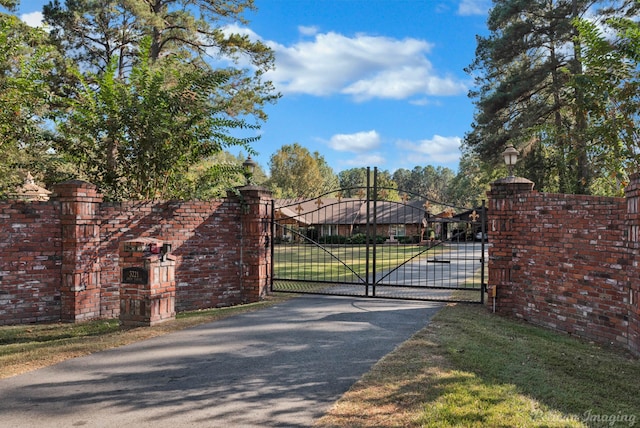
[270,168,487,303]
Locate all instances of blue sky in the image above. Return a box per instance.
[17,0,491,175]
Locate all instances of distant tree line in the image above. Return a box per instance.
[264,143,486,209]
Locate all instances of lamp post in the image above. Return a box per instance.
[501,144,519,177]
[242,156,257,185]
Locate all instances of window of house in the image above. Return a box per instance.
[389,224,406,237]
[321,224,338,236]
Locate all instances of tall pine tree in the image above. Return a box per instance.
[464,0,616,194]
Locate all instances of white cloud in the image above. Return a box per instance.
[221,23,261,39]
[265,31,467,100]
[458,0,491,16]
[340,153,387,169]
[21,11,44,28]
[328,130,381,153]
[397,135,462,163]
[298,25,319,36]
[343,67,466,101]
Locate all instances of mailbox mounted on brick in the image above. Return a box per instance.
[119,237,176,327]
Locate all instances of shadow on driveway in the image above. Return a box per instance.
[0,295,443,427]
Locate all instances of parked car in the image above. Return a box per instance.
[475,231,488,241]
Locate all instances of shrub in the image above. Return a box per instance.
[318,235,347,244]
[398,235,420,244]
[349,233,367,244]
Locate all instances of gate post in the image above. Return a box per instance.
[625,173,640,355]
[486,176,534,314]
[236,185,272,302]
[53,180,103,322]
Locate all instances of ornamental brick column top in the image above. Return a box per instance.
[489,176,535,196]
[8,172,52,201]
[52,179,103,202]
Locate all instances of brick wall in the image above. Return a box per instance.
[0,180,272,325]
[488,176,639,355]
[98,199,246,313]
[0,201,62,324]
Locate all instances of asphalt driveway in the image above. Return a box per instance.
[0,295,443,427]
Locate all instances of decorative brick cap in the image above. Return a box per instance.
[236,185,273,197]
[119,237,164,256]
[489,176,535,195]
[52,180,103,201]
[491,176,535,185]
[8,172,52,201]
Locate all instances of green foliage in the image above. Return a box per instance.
[268,143,338,198]
[347,234,385,245]
[392,165,456,202]
[184,151,268,199]
[43,0,279,121]
[464,0,603,194]
[464,0,640,196]
[447,149,494,208]
[571,15,640,195]
[348,233,367,245]
[0,0,17,11]
[337,168,368,197]
[336,167,400,201]
[29,0,280,199]
[317,235,348,245]
[55,40,259,200]
[0,12,67,196]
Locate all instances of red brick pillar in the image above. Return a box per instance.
[625,173,640,355]
[237,185,272,302]
[486,176,535,315]
[52,180,103,322]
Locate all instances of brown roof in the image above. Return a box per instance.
[275,198,436,225]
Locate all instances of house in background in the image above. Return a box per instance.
[273,198,487,243]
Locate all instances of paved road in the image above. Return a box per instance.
[0,295,443,428]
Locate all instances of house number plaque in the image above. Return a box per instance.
[122,267,148,284]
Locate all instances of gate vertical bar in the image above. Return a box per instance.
[270,199,275,293]
[372,167,378,297]
[480,199,486,304]
[365,167,371,297]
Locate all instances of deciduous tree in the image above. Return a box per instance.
[0,8,63,196]
[43,0,279,120]
[571,14,640,195]
[392,165,455,202]
[56,40,259,199]
[268,143,338,198]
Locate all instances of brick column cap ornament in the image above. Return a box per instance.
[625,173,640,193]
[489,176,535,197]
[235,185,272,198]
[492,176,535,186]
[52,180,104,203]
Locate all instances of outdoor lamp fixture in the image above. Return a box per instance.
[242,156,257,185]
[502,144,519,177]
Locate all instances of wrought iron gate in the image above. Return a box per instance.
[270,168,487,303]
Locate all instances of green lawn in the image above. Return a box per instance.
[273,243,447,283]
[316,303,640,427]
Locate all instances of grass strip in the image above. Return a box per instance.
[316,303,639,427]
[0,294,293,379]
